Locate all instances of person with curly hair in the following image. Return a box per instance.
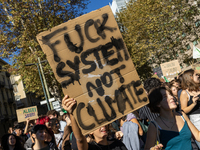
[1,134,25,150]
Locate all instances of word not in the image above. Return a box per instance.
[23,108,36,114]
[25,112,36,119]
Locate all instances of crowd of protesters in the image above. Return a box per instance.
[1,68,200,150]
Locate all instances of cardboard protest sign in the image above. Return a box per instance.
[160,60,181,77]
[16,106,38,123]
[36,6,148,135]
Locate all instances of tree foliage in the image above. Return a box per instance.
[0,0,89,97]
[116,0,200,79]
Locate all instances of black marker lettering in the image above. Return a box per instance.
[133,81,148,102]
[100,72,112,87]
[94,13,117,39]
[86,103,106,124]
[77,102,95,130]
[56,62,80,88]
[86,79,104,97]
[41,27,67,62]
[110,65,126,83]
[111,37,129,61]
[64,25,84,54]
[85,19,100,43]
[97,97,116,121]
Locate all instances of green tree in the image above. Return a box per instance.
[116,0,200,79]
[0,0,89,97]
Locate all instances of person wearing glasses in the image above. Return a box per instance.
[50,118,63,150]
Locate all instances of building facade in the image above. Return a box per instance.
[109,0,130,16]
[0,59,17,137]
[10,75,48,116]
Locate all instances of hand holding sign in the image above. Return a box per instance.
[62,95,77,114]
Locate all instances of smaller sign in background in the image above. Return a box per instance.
[16,106,38,123]
[160,60,181,77]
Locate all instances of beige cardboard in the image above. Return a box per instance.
[160,60,181,77]
[36,5,148,135]
[16,106,38,123]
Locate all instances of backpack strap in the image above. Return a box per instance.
[69,132,73,143]
[151,121,160,144]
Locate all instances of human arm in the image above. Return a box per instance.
[130,118,143,136]
[62,95,88,150]
[182,112,200,142]
[24,118,30,134]
[144,122,163,150]
[62,125,72,150]
[180,90,198,114]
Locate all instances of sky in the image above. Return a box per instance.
[85,0,113,13]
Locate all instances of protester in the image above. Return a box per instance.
[144,86,200,150]
[46,110,67,132]
[31,124,58,150]
[119,113,140,150]
[1,134,25,150]
[8,127,14,134]
[49,118,63,150]
[180,69,200,148]
[36,116,55,143]
[138,77,161,122]
[14,124,28,144]
[62,95,127,150]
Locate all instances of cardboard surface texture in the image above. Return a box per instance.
[16,106,38,123]
[36,6,148,135]
[160,60,181,77]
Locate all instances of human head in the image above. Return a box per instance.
[1,134,23,150]
[8,127,14,134]
[89,125,109,142]
[31,125,49,142]
[144,77,162,94]
[36,116,50,128]
[49,118,60,132]
[46,110,59,119]
[170,78,181,89]
[181,69,199,91]
[148,87,176,113]
[170,85,178,97]
[14,124,23,136]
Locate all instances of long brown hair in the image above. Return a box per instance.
[181,69,199,91]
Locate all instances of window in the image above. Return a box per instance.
[182,33,186,37]
[186,44,191,50]
[180,50,184,53]
[193,40,198,46]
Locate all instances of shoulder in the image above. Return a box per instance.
[181,90,187,95]
[109,139,127,149]
[60,120,67,125]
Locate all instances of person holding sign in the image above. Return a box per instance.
[144,87,200,150]
[62,95,127,150]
